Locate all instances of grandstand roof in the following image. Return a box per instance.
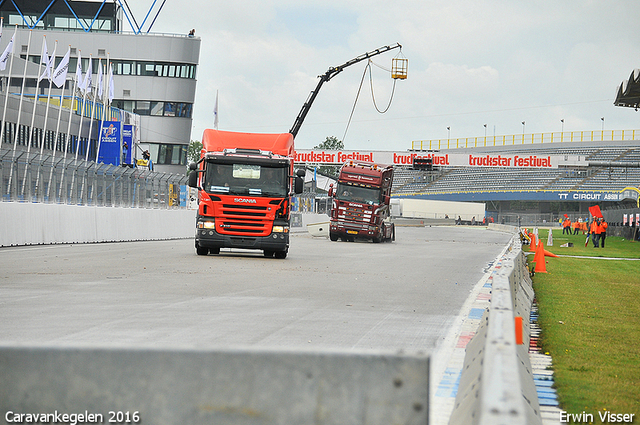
[615,69,640,109]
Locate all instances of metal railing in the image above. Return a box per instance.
[1,148,187,207]
[411,129,640,151]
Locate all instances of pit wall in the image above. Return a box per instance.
[449,226,543,425]
[0,202,195,247]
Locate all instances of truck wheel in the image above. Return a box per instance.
[391,224,396,242]
[264,250,275,258]
[330,232,339,241]
[196,243,208,256]
[210,247,220,255]
[274,250,287,259]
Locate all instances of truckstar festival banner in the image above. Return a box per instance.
[293,150,583,169]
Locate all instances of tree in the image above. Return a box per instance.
[313,136,344,180]
[187,140,203,164]
[314,136,344,151]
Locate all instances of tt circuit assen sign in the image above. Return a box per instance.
[294,150,584,168]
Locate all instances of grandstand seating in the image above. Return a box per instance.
[392,142,640,196]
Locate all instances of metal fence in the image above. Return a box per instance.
[1,148,188,208]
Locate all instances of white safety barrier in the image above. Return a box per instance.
[0,345,429,425]
[449,230,542,425]
[0,202,195,246]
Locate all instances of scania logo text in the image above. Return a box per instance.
[234,198,257,203]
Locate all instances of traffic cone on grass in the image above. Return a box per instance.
[534,240,547,273]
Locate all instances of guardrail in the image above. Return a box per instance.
[412,129,640,151]
[449,228,542,425]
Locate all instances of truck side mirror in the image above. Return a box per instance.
[188,165,199,188]
[296,168,306,178]
[294,176,304,194]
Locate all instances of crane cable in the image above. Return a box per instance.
[342,59,398,143]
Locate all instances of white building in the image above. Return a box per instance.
[0,0,200,174]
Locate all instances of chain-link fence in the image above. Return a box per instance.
[1,148,188,208]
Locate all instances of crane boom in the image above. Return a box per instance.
[289,43,402,139]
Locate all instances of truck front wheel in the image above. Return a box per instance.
[196,243,208,256]
[274,250,287,259]
[330,232,339,241]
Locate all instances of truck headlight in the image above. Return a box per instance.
[272,226,289,233]
[198,220,216,229]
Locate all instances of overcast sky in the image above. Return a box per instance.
[129,0,640,151]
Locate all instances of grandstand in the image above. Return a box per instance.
[392,139,640,220]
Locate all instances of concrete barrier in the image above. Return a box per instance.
[449,235,542,425]
[0,202,195,246]
[0,345,429,425]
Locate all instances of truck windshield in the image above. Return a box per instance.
[336,183,380,205]
[204,163,288,197]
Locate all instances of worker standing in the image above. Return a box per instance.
[600,218,608,248]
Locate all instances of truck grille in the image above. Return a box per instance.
[218,204,270,236]
[338,206,372,224]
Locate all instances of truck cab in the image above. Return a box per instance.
[188,130,304,258]
[328,161,395,243]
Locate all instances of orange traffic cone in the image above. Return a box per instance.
[533,239,543,264]
[529,233,537,251]
[534,240,547,273]
[543,249,558,258]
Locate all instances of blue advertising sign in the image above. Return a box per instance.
[98,122,122,165]
[123,125,134,165]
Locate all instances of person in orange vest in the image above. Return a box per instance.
[580,219,588,235]
[591,218,603,248]
[572,219,580,235]
[562,217,571,234]
[599,218,608,248]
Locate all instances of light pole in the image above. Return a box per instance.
[561,119,564,132]
[601,117,605,131]
[447,126,450,139]
[484,123,487,138]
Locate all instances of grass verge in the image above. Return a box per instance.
[531,229,640,422]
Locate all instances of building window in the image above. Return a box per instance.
[110,60,196,79]
[112,100,193,118]
[154,143,188,165]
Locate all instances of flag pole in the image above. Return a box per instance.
[70,54,91,203]
[60,50,81,203]
[26,35,49,199]
[80,57,98,200]
[31,38,57,199]
[2,25,18,196]
[47,45,71,201]
[7,28,30,199]
[95,54,109,163]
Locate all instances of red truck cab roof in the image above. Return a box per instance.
[339,161,393,187]
[202,129,294,157]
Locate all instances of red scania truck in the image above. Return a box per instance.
[188,129,305,259]
[328,161,395,243]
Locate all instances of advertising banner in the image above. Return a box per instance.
[293,149,570,169]
[123,124,134,165]
[98,121,122,165]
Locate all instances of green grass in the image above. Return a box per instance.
[532,229,640,422]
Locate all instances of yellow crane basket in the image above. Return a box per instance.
[391,57,408,80]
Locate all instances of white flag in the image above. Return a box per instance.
[213,90,219,129]
[75,53,83,91]
[38,37,52,82]
[0,32,15,71]
[51,47,70,88]
[96,59,103,99]
[108,63,114,103]
[82,56,92,94]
